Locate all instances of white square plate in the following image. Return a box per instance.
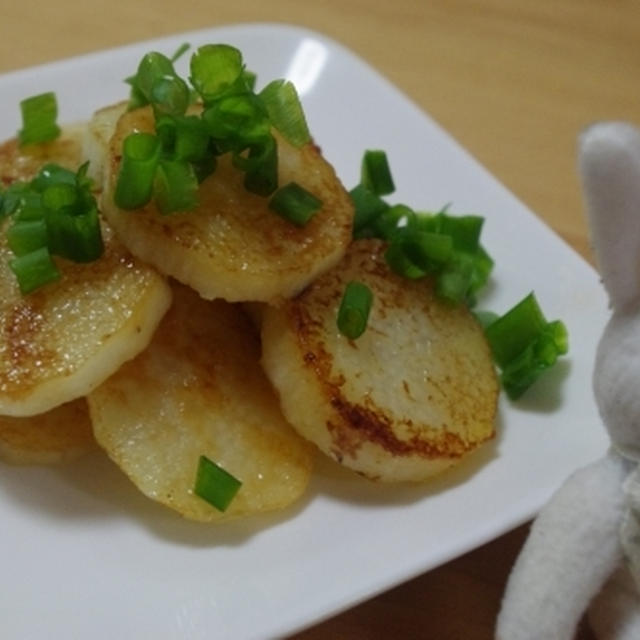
[0,23,609,639]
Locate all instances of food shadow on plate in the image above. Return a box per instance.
[0,405,509,546]
[0,450,309,548]
[510,358,573,414]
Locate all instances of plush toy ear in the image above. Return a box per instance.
[579,122,640,313]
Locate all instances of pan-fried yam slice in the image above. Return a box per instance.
[83,101,127,187]
[0,131,172,416]
[87,284,314,522]
[100,106,354,303]
[0,399,95,465]
[0,125,86,181]
[260,238,499,482]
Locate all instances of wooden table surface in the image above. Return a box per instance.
[2,1,638,638]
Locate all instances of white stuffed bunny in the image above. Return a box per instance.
[496,121,640,640]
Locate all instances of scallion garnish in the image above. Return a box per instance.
[349,150,493,306]
[346,149,568,397]
[46,199,103,263]
[484,293,569,399]
[117,43,322,216]
[154,160,200,214]
[361,150,395,196]
[193,455,242,512]
[268,182,322,226]
[18,92,61,147]
[189,44,244,104]
[7,219,48,256]
[30,163,77,191]
[240,137,279,196]
[9,246,61,294]
[157,115,210,162]
[384,228,452,280]
[170,42,191,63]
[201,93,271,145]
[259,79,311,148]
[126,52,189,116]
[114,132,161,210]
[350,183,389,236]
[337,281,374,340]
[4,161,104,292]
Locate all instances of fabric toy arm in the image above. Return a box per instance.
[496,450,629,640]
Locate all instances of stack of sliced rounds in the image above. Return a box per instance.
[88,283,314,521]
[0,128,171,462]
[83,101,127,186]
[100,105,354,303]
[0,124,86,181]
[0,222,171,416]
[0,399,95,465]
[260,238,499,482]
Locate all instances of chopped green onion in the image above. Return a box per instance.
[30,163,77,192]
[416,212,484,251]
[404,230,453,267]
[242,69,257,91]
[240,137,279,196]
[127,53,172,106]
[9,247,61,294]
[18,92,61,146]
[7,219,48,256]
[189,44,244,104]
[383,242,428,280]
[473,310,500,329]
[194,455,242,512]
[170,42,191,63]
[350,184,389,236]
[46,204,103,263]
[4,161,104,292]
[150,75,190,117]
[435,256,474,304]
[388,228,453,273]
[337,281,374,339]
[372,204,415,241]
[114,132,161,210]
[41,182,78,214]
[125,51,190,116]
[485,293,569,399]
[202,93,270,144]
[485,293,548,368]
[154,160,199,214]
[259,79,311,147]
[11,190,44,221]
[268,181,322,226]
[156,115,211,163]
[361,150,395,196]
[120,43,322,217]
[346,148,568,398]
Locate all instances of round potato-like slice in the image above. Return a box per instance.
[101,106,354,303]
[0,399,95,465]
[87,283,314,522]
[260,238,499,482]
[83,101,127,187]
[0,130,172,416]
[0,125,86,181]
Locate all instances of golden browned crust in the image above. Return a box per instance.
[88,283,313,521]
[0,398,96,464]
[0,129,85,185]
[0,127,172,416]
[100,106,354,302]
[261,238,499,482]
